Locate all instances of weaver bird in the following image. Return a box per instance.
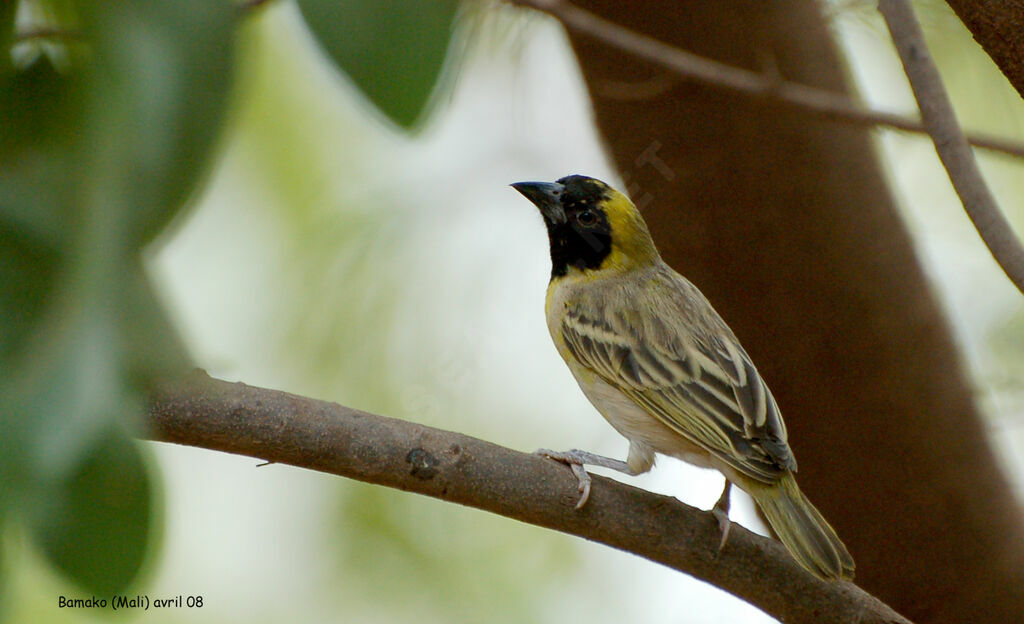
[512,174,854,581]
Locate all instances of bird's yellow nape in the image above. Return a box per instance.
[513,174,662,279]
[597,186,661,273]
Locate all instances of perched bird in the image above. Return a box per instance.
[512,174,854,581]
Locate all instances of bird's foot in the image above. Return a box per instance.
[536,448,639,509]
[711,481,733,555]
[536,446,630,506]
[536,449,595,508]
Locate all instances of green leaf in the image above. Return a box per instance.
[0,217,60,364]
[0,3,14,76]
[121,264,192,389]
[0,0,235,596]
[0,50,84,364]
[0,0,232,372]
[30,427,155,596]
[296,0,459,128]
[79,0,236,246]
[9,0,83,75]
[0,291,133,520]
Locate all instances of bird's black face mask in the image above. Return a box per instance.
[512,175,613,279]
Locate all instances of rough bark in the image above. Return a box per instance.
[943,0,1024,100]
[561,1,1024,622]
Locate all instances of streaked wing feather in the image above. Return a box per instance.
[563,308,794,483]
[701,336,789,448]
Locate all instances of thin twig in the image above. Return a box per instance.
[510,0,1024,160]
[878,0,1024,295]
[145,372,913,624]
[15,0,1024,163]
[13,27,84,42]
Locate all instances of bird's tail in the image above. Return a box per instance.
[747,473,855,581]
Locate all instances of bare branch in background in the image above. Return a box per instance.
[11,28,84,42]
[879,0,1024,295]
[509,0,1024,160]
[145,373,913,624]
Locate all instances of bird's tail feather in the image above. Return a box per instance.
[749,473,855,580]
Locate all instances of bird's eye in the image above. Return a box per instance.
[577,210,597,226]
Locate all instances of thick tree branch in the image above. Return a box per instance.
[879,0,1024,295]
[144,373,911,624]
[555,0,1024,621]
[509,0,1024,160]
[943,0,1024,101]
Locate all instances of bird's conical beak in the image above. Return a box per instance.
[511,181,566,225]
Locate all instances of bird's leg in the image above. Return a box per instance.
[535,449,627,508]
[536,442,654,509]
[711,480,733,554]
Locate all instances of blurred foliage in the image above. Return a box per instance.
[228,9,410,408]
[332,484,578,624]
[0,0,470,611]
[296,0,460,129]
[0,0,234,601]
[29,427,153,595]
[198,8,589,623]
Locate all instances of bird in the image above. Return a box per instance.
[512,174,854,581]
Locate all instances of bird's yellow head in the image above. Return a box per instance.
[512,175,660,279]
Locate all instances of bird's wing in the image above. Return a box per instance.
[561,298,795,484]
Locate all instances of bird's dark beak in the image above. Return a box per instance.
[511,181,566,225]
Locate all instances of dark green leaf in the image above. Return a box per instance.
[0,218,60,364]
[79,0,236,245]
[121,264,192,390]
[30,427,155,596]
[0,49,84,363]
[296,0,459,128]
[0,59,83,246]
[0,3,14,76]
[0,300,126,495]
[0,0,235,595]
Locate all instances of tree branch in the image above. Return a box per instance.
[508,0,1024,160]
[144,372,912,624]
[879,0,1024,295]
[12,27,84,43]
[942,0,1024,101]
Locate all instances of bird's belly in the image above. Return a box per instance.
[575,372,715,470]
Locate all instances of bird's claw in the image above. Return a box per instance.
[536,448,593,508]
[711,481,733,556]
[711,506,732,554]
[569,462,591,508]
